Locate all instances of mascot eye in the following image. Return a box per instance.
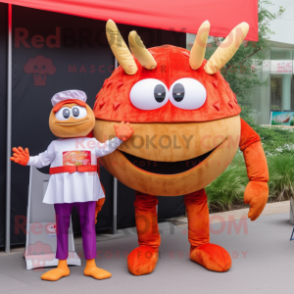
[71,106,87,119]
[130,79,168,110]
[172,83,185,102]
[72,107,79,117]
[55,107,71,121]
[154,84,166,103]
[169,78,207,110]
[63,109,70,119]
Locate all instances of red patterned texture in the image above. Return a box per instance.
[94,45,241,123]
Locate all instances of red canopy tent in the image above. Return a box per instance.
[1,0,258,40]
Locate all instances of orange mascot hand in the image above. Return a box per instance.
[10,147,30,166]
[244,181,268,221]
[114,121,134,141]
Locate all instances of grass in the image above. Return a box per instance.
[268,154,294,201]
[206,126,294,211]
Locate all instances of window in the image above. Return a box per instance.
[270,49,293,111]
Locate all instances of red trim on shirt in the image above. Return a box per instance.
[50,165,97,174]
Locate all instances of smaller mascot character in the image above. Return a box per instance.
[10,90,134,281]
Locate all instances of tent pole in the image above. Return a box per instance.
[112,58,118,235]
[5,3,12,253]
[112,177,117,234]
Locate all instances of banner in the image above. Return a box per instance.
[0,3,7,248]
[0,0,259,41]
[263,60,293,74]
[9,5,185,246]
[270,111,294,126]
[10,6,114,245]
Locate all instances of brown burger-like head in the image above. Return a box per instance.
[49,102,95,138]
[93,20,248,196]
[90,21,248,196]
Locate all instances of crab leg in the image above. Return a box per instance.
[185,189,232,272]
[127,191,160,275]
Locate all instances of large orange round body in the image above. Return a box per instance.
[93,45,241,196]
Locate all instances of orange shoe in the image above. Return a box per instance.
[41,260,70,281]
[84,259,112,280]
[128,246,158,275]
[190,243,231,272]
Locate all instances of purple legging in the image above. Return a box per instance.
[54,201,97,260]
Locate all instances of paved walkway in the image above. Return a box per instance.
[1,200,290,256]
[170,200,290,226]
[1,211,293,294]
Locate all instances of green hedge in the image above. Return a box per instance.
[207,126,294,210]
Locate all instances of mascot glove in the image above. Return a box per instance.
[10,147,30,166]
[114,122,134,141]
[244,181,268,221]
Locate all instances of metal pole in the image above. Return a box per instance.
[5,3,12,253]
[112,57,118,235]
[112,177,117,234]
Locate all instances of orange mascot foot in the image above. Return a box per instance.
[128,246,159,275]
[129,192,161,276]
[190,243,231,272]
[184,190,231,272]
[84,259,112,280]
[41,260,70,281]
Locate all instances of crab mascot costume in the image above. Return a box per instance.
[10,90,134,281]
[93,20,269,275]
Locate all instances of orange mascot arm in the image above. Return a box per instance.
[87,131,107,224]
[93,122,134,223]
[239,118,269,221]
[95,158,105,224]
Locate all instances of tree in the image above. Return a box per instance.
[204,0,285,124]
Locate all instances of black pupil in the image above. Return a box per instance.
[154,84,166,103]
[72,107,79,117]
[173,83,185,102]
[63,109,70,119]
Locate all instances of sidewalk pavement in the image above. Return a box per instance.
[169,200,290,226]
[0,206,293,294]
[0,200,290,257]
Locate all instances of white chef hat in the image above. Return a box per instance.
[52,90,87,112]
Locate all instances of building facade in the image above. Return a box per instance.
[187,0,294,125]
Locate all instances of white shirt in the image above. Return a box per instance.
[27,137,122,204]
